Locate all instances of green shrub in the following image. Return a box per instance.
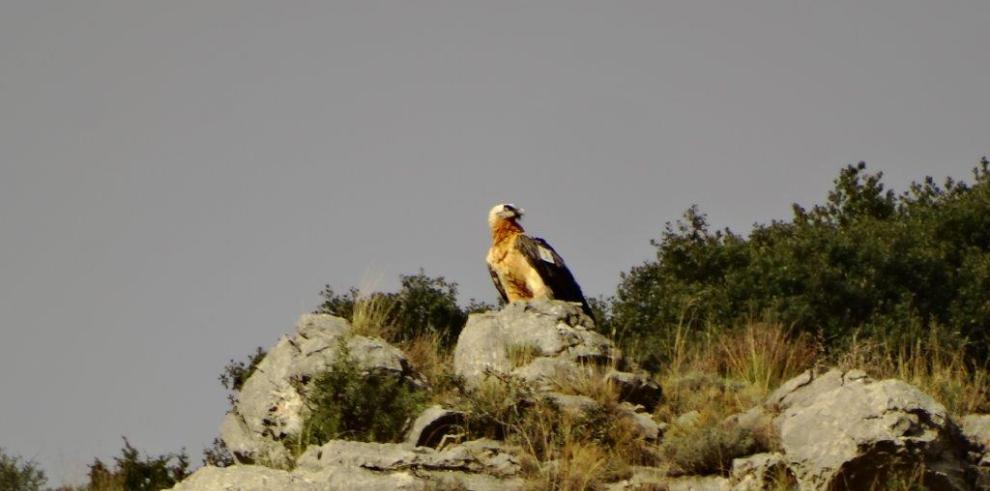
[296,339,428,448]
[611,159,990,365]
[662,421,760,476]
[218,346,266,406]
[77,438,189,491]
[0,448,46,491]
[317,270,485,347]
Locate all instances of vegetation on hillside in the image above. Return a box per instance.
[609,159,990,372]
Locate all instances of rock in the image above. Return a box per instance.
[453,300,615,387]
[513,356,589,390]
[723,406,772,435]
[960,414,990,489]
[605,466,666,490]
[406,405,466,448]
[608,473,733,491]
[172,439,525,491]
[168,465,324,491]
[617,402,662,441]
[221,313,417,466]
[770,368,968,490]
[730,453,795,491]
[297,438,522,477]
[541,392,599,416]
[665,476,732,491]
[607,369,664,412]
[960,414,990,466]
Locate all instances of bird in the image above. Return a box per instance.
[485,203,593,317]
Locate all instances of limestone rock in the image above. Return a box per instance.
[960,414,990,466]
[221,313,416,466]
[453,300,615,387]
[771,368,968,490]
[730,453,795,491]
[172,439,525,491]
[168,465,324,491]
[297,438,522,477]
[607,369,664,412]
[405,405,466,448]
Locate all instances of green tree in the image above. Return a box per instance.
[0,448,46,491]
[80,438,189,491]
[611,159,990,364]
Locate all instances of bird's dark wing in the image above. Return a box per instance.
[488,263,509,304]
[514,235,593,317]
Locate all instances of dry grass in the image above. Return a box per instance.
[546,363,622,408]
[713,323,818,395]
[399,330,464,405]
[454,372,659,491]
[349,292,397,340]
[506,343,542,368]
[652,322,817,424]
[836,325,990,415]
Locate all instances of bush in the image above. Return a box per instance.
[0,448,46,491]
[317,270,488,347]
[611,159,990,365]
[296,339,428,448]
[218,346,266,406]
[662,419,760,476]
[76,438,189,491]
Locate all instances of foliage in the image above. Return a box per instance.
[74,438,189,491]
[456,373,659,490]
[0,448,46,491]
[295,339,428,448]
[218,346,266,406]
[200,438,235,468]
[317,270,485,347]
[611,159,990,365]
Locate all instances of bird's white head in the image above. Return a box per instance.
[488,203,524,228]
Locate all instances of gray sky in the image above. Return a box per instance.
[1,1,987,485]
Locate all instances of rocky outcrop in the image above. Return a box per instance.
[767,368,968,490]
[453,300,662,408]
[730,453,795,491]
[221,313,417,467]
[170,297,990,490]
[453,300,615,386]
[171,438,524,491]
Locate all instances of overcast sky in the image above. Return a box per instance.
[2,1,988,485]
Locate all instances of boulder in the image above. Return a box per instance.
[453,300,615,387]
[960,414,990,466]
[770,368,968,490]
[730,453,795,491]
[168,465,325,491]
[959,414,990,489]
[171,439,525,491]
[405,405,466,449]
[297,438,522,477]
[606,369,664,412]
[453,300,659,410]
[221,313,417,466]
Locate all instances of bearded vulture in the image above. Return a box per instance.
[486,203,593,317]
